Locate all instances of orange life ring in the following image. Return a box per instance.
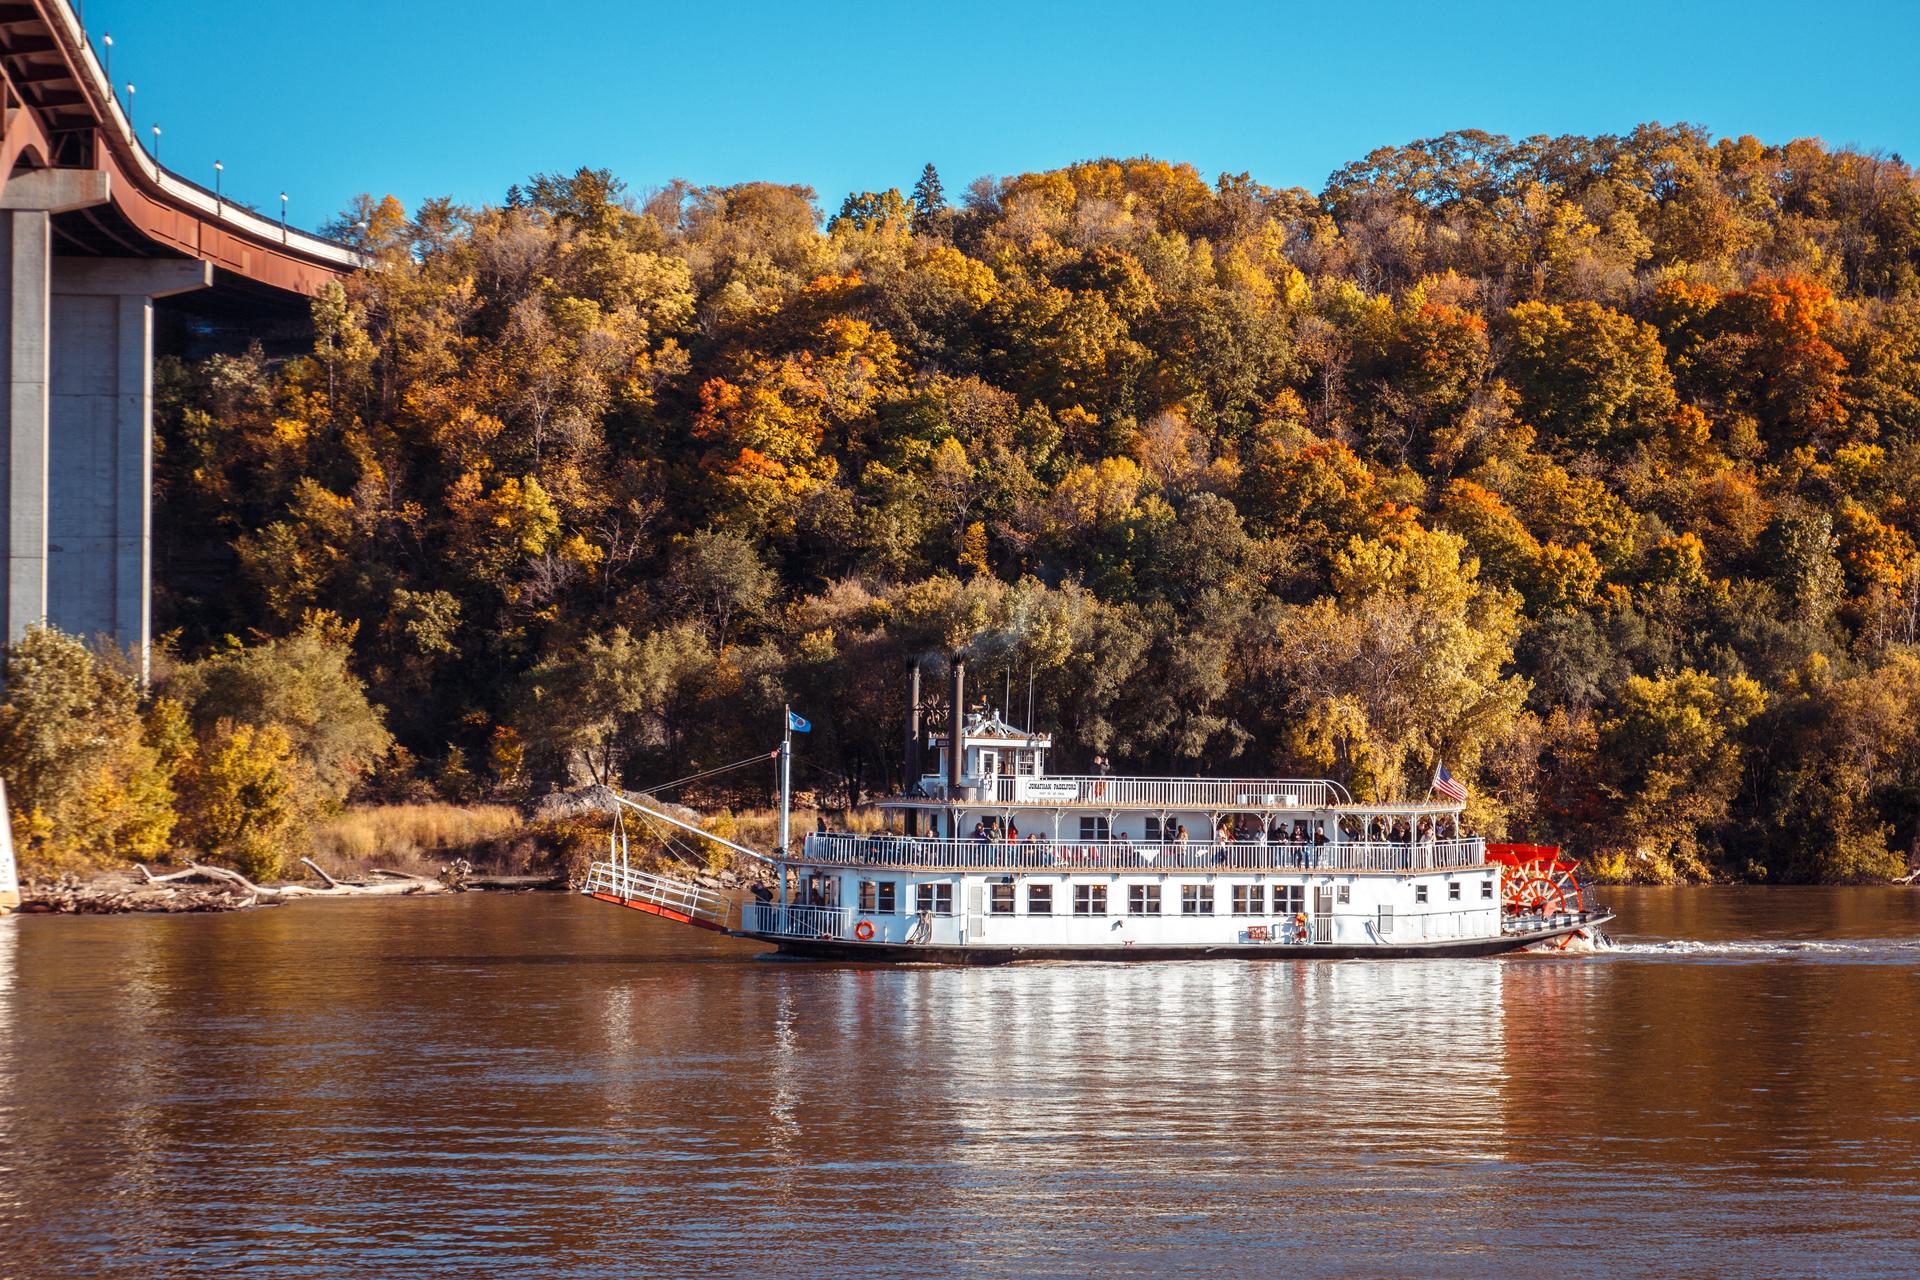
[854,920,876,941]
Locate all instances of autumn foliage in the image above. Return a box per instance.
[60,127,1920,883]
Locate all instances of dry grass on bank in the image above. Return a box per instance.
[311,804,530,876]
[725,805,884,850]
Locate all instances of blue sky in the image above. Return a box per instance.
[83,0,1920,233]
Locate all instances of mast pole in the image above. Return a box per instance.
[779,705,793,857]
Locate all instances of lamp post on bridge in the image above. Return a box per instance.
[102,32,111,87]
[151,124,160,162]
[125,82,134,128]
[280,192,288,244]
[213,160,223,212]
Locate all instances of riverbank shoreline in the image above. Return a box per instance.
[12,860,571,916]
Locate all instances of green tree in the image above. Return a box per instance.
[1594,670,1766,882]
[666,529,777,646]
[513,624,715,785]
[911,163,947,235]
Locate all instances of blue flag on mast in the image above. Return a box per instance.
[787,710,811,733]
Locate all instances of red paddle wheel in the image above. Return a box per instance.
[1485,843,1588,949]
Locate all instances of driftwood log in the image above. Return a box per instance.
[20,855,562,915]
[132,860,452,904]
[20,870,252,914]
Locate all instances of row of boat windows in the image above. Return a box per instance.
[1068,818,1318,842]
[850,879,1492,916]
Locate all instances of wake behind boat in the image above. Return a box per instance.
[580,667,1610,962]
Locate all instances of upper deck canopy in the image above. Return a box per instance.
[902,707,1464,819]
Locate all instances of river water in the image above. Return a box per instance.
[2,887,1918,1278]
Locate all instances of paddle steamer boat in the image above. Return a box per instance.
[581,670,1609,962]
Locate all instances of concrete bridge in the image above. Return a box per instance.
[0,0,358,671]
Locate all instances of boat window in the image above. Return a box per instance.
[916,882,954,915]
[989,882,1015,915]
[1231,884,1265,916]
[1073,884,1107,916]
[794,874,837,907]
[1448,880,1462,901]
[1415,883,1429,904]
[1078,816,1110,841]
[1335,884,1350,905]
[1028,883,1055,915]
[1275,884,1305,915]
[1128,884,1162,915]
[1180,884,1214,915]
[1144,816,1163,842]
[1013,751,1037,777]
[877,881,897,913]
[1481,879,1495,900]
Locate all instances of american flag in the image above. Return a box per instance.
[1432,762,1468,803]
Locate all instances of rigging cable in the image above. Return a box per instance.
[630,749,779,797]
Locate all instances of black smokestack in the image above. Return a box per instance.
[947,656,966,796]
[905,661,922,784]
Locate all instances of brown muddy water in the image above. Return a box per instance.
[2,887,1918,1279]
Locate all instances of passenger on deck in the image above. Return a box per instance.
[970,819,991,842]
[1007,820,1020,842]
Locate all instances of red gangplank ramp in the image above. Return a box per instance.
[587,892,729,932]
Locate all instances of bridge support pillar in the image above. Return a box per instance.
[46,258,210,675]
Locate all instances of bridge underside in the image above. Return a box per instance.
[0,0,358,678]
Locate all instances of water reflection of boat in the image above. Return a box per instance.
[581,676,1610,962]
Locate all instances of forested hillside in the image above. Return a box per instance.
[122,126,1920,881]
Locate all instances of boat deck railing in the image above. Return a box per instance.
[911,775,1353,809]
[797,833,1485,873]
[1501,907,1610,937]
[747,903,854,939]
